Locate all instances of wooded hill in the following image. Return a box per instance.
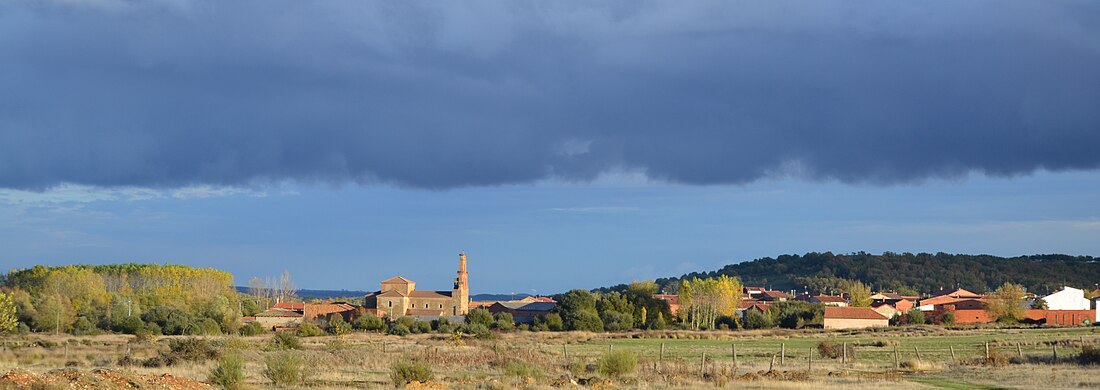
[627,252,1099,296]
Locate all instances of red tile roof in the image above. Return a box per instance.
[824,307,888,320]
[273,302,305,310]
[813,295,847,303]
[654,294,679,304]
[409,290,452,299]
[256,308,303,318]
[381,276,415,284]
[377,290,407,298]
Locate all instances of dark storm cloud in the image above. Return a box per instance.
[1,0,1098,190]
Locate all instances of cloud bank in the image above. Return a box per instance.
[1,1,1098,190]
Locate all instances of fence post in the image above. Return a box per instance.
[563,344,568,359]
[808,347,813,371]
[950,345,956,363]
[985,342,990,361]
[1017,342,1023,360]
[659,343,664,366]
[609,344,613,353]
[769,353,776,371]
[842,342,847,368]
[781,343,786,366]
[383,341,387,353]
[914,346,922,362]
[701,351,707,377]
[733,344,738,366]
[1053,344,1058,361]
[894,345,900,369]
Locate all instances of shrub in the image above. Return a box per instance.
[390,361,433,386]
[1080,345,1100,365]
[296,322,324,337]
[431,317,450,330]
[940,311,956,326]
[268,332,302,350]
[201,318,223,335]
[462,323,493,339]
[570,310,604,332]
[208,354,245,390]
[598,350,637,378]
[396,317,417,329]
[239,321,264,336]
[263,351,308,386]
[543,313,564,331]
[601,311,633,332]
[388,323,411,336]
[907,308,926,325]
[354,314,385,331]
[465,308,493,327]
[111,316,145,334]
[743,310,772,329]
[413,321,432,334]
[327,317,352,335]
[71,317,98,336]
[492,312,514,331]
[167,338,220,362]
[817,341,839,358]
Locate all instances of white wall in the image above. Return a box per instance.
[1043,287,1090,310]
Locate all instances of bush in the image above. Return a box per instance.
[268,332,302,350]
[431,317,450,330]
[462,323,492,339]
[354,314,385,331]
[493,312,514,331]
[570,310,604,332]
[1080,345,1100,365]
[201,318,223,335]
[167,338,220,362]
[263,351,309,386]
[208,354,245,390]
[466,308,493,327]
[239,321,264,336]
[413,321,432,334]
[907,308,926,325]
[391,361,433,386]
[388,323,411,336]
[598,350,637,378]
[295,322,324,337]
[743,310,773,329]
[817,341,839,358]
[601,311,633,332]
[543,313,564,331]
[111,316,145,334]
[71,317,98,336]
[327,317,352,335]
[940,311,956,326]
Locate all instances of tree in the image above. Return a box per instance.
[907,308,925,325]
[33,295,76,333]
[986,282,1027,323]
[492,312,514,331]
[1032,298,1048,310]
[557,290,602,331]
[843,279,872,307]
[465,308,493,327]
[0,291,17,334]
[542,313,563,331]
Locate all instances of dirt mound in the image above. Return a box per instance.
[0,368,214,390]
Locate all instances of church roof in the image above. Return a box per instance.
[377,290,407,298]
[409,290,452,299]
[381,276,415,284]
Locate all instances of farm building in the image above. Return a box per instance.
[823,307,889,329]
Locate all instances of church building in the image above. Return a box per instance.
[363,252,470,318]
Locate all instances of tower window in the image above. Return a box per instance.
[388,301,392,308]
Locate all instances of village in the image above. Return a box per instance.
[245,253,1100,333]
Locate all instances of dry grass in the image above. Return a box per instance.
[2,327,1100,389]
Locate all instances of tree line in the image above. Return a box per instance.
[639,252,1100,296]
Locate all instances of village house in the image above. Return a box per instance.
[823,307,889,329]
[487,301,558,324]
[654,294,680,315]
[362,252,471,319]
[758,290,792,302]
[1041,286,1091,310]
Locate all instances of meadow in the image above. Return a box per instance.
[2,326,1100,389]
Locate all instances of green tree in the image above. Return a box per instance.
[354,314,385,331]
[557,290,602,331]
[1032,298,1048,310]
[542,313,563,331]
[465,308,493,327]
[492,312,514,331]
[907,308,925,325]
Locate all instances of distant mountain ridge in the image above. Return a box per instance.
[598,252,1099,295]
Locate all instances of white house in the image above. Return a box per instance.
[1041,286,1090,310]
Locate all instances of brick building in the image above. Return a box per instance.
[363,252,471,318]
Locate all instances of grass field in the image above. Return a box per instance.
[2,326,1099,389]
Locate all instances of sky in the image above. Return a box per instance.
[1,1,1098,293]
